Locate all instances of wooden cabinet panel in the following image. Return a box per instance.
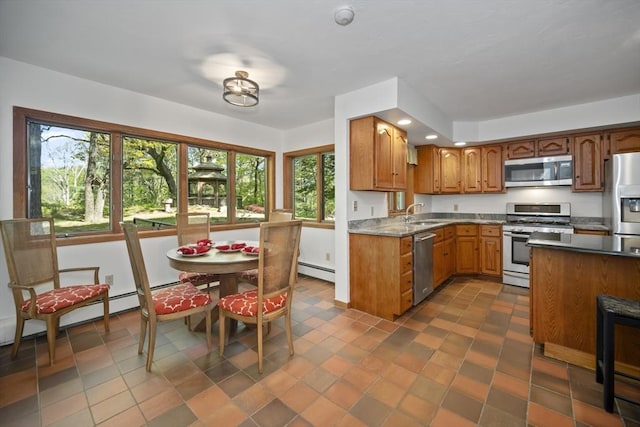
[415,145,441,194]
[455,224,478,274]
[462,148,482,193]
[433,226,455,288]
[574,229,609,236]
[481,145,503,193]
[349,234,414,320]
[480,225,502,276]
[444,235,455,279]
[349,116,407,191]
[374,124,395,189]
[573,134,603,191]
[609,128,640,154]
[440,148,461,193]
[433,239,446,288]
[505,140,535,159]
[538,137,570,156]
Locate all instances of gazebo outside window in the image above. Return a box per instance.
[188,156,228,211]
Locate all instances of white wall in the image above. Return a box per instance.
[0,58,331,344]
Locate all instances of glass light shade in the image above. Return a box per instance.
[223,71,259,107]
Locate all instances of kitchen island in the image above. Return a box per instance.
[528,233,640,375]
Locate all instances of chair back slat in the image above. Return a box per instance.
[176,212,210,246]
[259,220,302,298]
[0,218,59,290]
[121,223,154,318]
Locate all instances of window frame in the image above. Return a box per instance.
[283,144,335,229]
[13,107,275,245]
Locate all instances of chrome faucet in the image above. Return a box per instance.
[404,202,424,223]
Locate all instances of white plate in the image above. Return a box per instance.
[177,250,209,257]
[216,247,243,253]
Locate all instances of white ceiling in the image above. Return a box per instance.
[1,0,639,145]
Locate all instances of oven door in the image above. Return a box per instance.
[503,231,531,274]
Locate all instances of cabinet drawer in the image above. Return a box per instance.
[400,236,413,255]
[399,289,413,312]
[432,228,445,243]
[444,226,455,240]
[400,252,413,274]
[456,224,477,236]
[400,271,413,293]
[480,225,501,237]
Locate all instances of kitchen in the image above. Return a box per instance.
[347,119,640,366]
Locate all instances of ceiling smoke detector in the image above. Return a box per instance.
[334,6,355,26]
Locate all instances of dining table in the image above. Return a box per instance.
[166,241,259,341]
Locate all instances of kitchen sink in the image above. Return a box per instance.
[409,221,446,227]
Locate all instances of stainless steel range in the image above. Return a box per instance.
[502,202,574,287]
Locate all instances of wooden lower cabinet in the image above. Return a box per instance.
[480,225,502,276]
[574,228,608,236]
[530,246,640,373]
[456,224,479,274]
[433,226,455,288]
[349,234,413,320]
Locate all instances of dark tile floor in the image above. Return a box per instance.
[1,275,639,426]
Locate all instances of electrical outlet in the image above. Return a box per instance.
[453,204,459,212]
[105,274,114,287]
[353,200,358,211]
[325,252,331,261]
[370,206,374,216]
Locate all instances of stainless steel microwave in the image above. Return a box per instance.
[504,155,573,187]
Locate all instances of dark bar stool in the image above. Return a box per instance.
[595,294,640,413]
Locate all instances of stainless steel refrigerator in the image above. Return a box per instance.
[603,152,640,254]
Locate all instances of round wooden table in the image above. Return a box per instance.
[166,242,259,341]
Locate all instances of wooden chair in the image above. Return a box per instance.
[176,212,220,290]
[219,220,302,373]
[0,218,110,366]
[236,209,294,285]
[121,222,213,371]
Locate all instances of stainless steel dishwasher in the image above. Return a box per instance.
[413,232,435,305]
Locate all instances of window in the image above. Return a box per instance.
[283,145,335,226]
[13,107,275,241]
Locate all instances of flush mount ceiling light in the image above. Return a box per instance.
[425,134,438,140]
[334,6,355,26]
[397,119,412,125]
[223,70,259,107]
[454,141,467,146]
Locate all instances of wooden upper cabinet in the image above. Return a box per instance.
[462,148,482,193]
[481,145,503,192]
[440,148,461,193]
[573,134,603,191]
[609,128,640,154]
[349,116,407,191]
[415,145,441,194]
[393,128,408,188]
[505,140,535,159]
[538,137,570,156]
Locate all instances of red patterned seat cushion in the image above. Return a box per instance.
[152,283,212,315]
[218,289,287,317]
[20,284,110,314]
[236,269,258,285]
[178,271,219,285]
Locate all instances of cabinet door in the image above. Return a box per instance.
[481,145,503,192]
[440,148,461,193]
[538,137,570,156]
[573,134,603,191]
[462,148,482,193]
[456,236,478,273]
[415,145,440,194]
[374,122,395,189]
[393,128,408,189]
[444,237,456,278]
[480,236,502,276]
[506,141,535,159]
[433,240,446,288]
[609,129,640,154]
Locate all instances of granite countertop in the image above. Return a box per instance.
[528,232,640,258]
[349,218,504,237]
[571,223,610,231]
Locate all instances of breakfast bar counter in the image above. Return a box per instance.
[527,233,640,374]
